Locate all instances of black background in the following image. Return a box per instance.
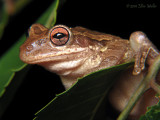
[1,0,160,119]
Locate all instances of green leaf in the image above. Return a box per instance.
[0,0,59,117]
[0,5,9,40]
[0,35,26,97]
[0,0,59,97]
[140,101,160,120]
[0,65,30,118]
[34,62,134,120]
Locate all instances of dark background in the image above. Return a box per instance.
[1,0,159,119]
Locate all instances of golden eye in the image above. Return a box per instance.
[50,27,69,46]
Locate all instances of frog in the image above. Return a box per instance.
[19,24,159,119]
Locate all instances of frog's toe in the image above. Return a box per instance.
[140,54,146,70]
[133,51,142,75]
[133,67,141,75]
[133,48,149,75]
[140,48,150,70]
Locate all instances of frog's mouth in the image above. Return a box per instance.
[20,47,88,64]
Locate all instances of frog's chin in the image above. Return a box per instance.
[39,58,85,75]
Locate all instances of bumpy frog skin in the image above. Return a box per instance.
[20,24,159,119]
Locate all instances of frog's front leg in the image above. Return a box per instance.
[129,31,159,75]
[129,31,160,95]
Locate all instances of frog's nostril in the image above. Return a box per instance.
[26,45,33,51]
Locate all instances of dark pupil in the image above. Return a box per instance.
[53,33,66,39]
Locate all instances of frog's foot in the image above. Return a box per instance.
[133,46,151,75]
[129,31,159,75]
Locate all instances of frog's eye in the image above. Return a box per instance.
[50,27,69,46]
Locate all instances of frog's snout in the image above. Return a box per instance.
[19,43,34,63]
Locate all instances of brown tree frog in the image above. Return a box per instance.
[20,24,159,119]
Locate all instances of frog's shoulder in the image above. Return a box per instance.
[71,26,122,41]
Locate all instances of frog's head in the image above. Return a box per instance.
[20,24,104,77]
[20,24,91,64]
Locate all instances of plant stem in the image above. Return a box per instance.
[117,55,160,120]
